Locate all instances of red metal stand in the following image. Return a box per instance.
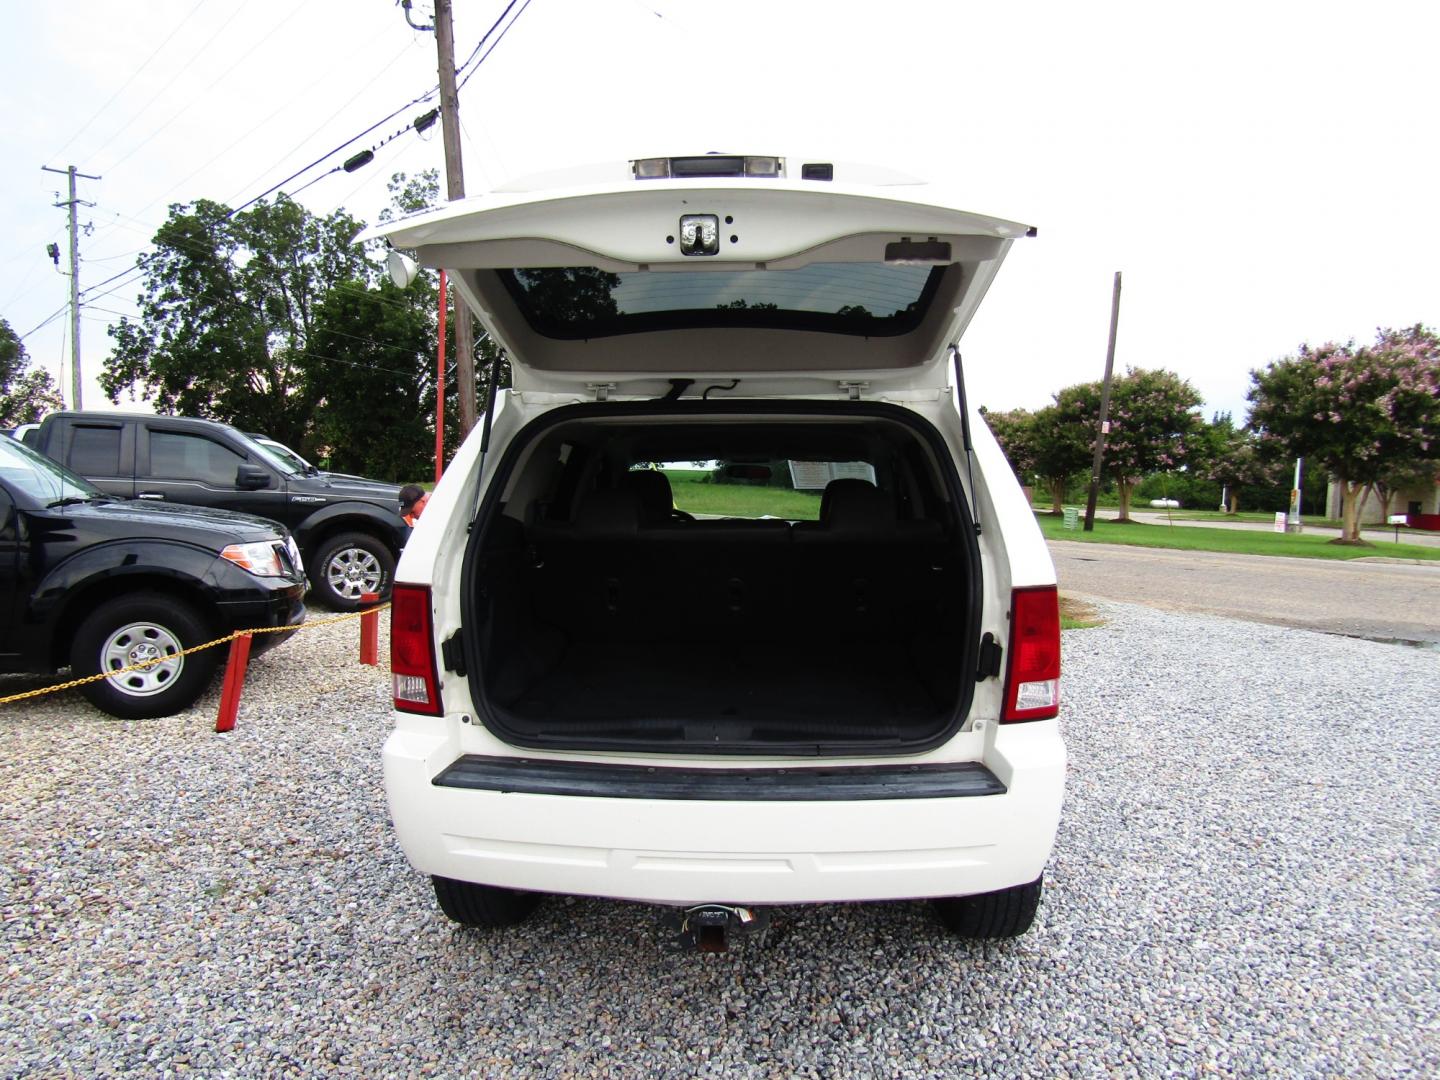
[359,592,380,666]
[436,271,447,484]
[214,633,253,733]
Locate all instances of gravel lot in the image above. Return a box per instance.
[2,602,1437,1077]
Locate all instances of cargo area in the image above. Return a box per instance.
[463,407,981,753]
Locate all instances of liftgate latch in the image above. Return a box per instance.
[976,632,1002,681]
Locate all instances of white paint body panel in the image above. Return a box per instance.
[381,168,1063,908]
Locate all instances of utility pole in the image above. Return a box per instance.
[433,0,478,436]
[42,165,100,410]
[1082,271,1123,531]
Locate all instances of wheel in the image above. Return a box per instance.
[431,876,541,928]
[71,595,220,720]
[311,532,395,611]
[933,874,1044,939]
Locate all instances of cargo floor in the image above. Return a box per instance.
[502,638,944,742]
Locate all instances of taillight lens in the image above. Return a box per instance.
[1001,586,1061,722]
[391,583,442,715]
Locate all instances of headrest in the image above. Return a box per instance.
[575,488,641,536]
[621,470,674,525]
[819,478,896,532]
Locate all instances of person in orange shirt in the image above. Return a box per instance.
[399,484,429,529]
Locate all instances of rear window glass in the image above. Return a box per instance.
[500,264,942,339]
[634,460,877,522]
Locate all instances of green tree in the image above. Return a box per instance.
[1029,403,1093,514]
[308,278,436,481]
[1056,368,1204,521]
[0,318,63,427]
[1248,325,1440,541]
[1195,412,1283,514]
[102,196,371,446]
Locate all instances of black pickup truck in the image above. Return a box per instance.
[1,433,305,719]
[26,412,407,611]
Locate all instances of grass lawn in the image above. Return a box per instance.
[1158,509,1345,529]
[1060,595,1104,630]
[1036,512,1440,561]
[665,471,823,520]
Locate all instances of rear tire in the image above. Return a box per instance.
[71,595,219,720]
[933,874,1044,939]
[311,532,394,611]
[431,876,541,928]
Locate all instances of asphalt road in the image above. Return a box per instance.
[1049,540,1440,646]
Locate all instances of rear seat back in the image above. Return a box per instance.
[792,479,949,637]
[525,479,950,644]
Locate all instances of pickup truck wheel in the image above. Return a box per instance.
[71,596,220,720]
[312,532,394,611]
[933,874,1044,939]
[431,876,541,928]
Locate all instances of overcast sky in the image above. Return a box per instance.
[4,0,1437,423]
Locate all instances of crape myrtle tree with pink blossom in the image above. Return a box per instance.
[981,404,1094,514]
[1247,325,1440,543]
[1053,368,1204,521]
[980,407,1038,487]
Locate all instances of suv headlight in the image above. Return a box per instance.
[220,541,286,577]
[285,535,304,576]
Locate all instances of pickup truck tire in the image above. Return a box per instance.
[72,595,220,720]
[431,876,541,928]
[933,874,1044,939]
[312,532,394,611]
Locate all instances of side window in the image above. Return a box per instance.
[66,425,123,475]
[149,431,246,486]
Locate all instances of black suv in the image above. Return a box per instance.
[0,434,305,719]
[26,412,407,610]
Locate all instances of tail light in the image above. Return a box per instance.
[391,583,442,715]
[1001,585,1060,722]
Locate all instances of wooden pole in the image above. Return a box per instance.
[1083,272,1123,532]
[434,0,477,437]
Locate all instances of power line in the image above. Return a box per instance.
[229,86,442,218]
[48,0,216,161]
[51,6,523,350]
[236,0,523,211]
[104,0,320,176]
[455,0,523,80]
[82,305,141,321]
[84,1,254,164]
[457,0,533,92]
[21,304,70,341]
[142,33,416,226]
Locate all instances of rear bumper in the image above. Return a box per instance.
[383,726,1066,905]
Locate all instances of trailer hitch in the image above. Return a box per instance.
[661,904,770,953]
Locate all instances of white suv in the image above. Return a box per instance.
[363,155,1064,944]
